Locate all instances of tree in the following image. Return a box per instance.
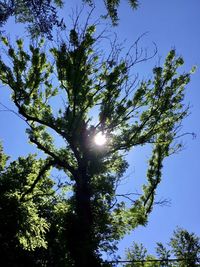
[125,242,147,266]
[0,0,65,39]
[156,243,171,267]
[125,242,162,267]
[125,228,200,267]
[170,228,200,267]
[0,18,193,266]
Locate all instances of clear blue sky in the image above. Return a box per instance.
[116,0,200,258]
[0,0,200,260]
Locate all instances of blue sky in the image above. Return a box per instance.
[116,0,200,257]
[0,0,200,260]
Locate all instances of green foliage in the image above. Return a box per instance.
[0,149,56,266]
[0,154,53,249]
[0,22,194,265]
[0,142,9,171]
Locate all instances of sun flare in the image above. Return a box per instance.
[94,132,107,146]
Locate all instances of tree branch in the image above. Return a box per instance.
[29,135,77,179]
[20,158,55,201]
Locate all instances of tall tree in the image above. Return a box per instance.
[0,19,193,266]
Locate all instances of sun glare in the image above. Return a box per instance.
[94,132,107,146]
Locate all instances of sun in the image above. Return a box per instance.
[94,132,107,146]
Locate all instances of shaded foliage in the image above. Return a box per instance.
[0,143,74,266]
[0,0,65,39]
[0,146,52,265]
[83,0,139,25]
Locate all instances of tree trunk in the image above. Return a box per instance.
[68,171,101,267]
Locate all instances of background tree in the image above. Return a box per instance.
[170,227,200,267]
[125,228,200,267]
[0,16,193,266]
[156,243,171,267]
[125,242,147,266]
[125,242,160,267]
